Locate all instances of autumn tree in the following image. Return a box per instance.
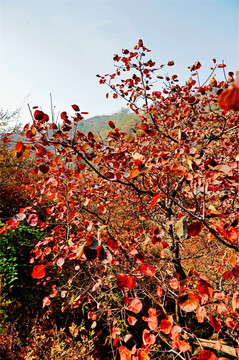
[2,40,239,360]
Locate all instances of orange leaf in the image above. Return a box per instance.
[119,346,131,360]
[137,350,151,360]
[148,194,160,208]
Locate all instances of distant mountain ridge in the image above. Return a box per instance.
[77,108,139,137]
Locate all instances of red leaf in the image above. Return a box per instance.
[142,315,158,331]
[123,294,129,305]
[159,316,173,334]
[232,291,239,311]
[138,39,143,47]
[42,296,51,308]
[32,265,45,279]
[117,274,136,290]
[136,350,150,360]
[27,214,39,226]
[39,164,49,174]
[104,171,117,181]
[168,61,175,66]
[50,284,57,298]
[222,270,232,280]
[213,221,238,243]
[172,339,191,352]
[170,278,179,290]
[108,121,115,129]
[15,142,26,153]
[119,346,131,360]
[157,286,163,298]
[61,111,68,120]
[187,221,203,237]
[231,265,239,277]
[72,104,80,111]
[218,77,239,112]
[177,289,200,312]
[127,298,142,314]
[197,350,218,360]
[209,315,221,332]
[225,317,238,330]
[148,193,160,208]
[127,315,137,325]
[197,280,214,300]
[142,329,156,345]
[169,325,181,340]
[88,131,94,140]
[34,110,44,120]
[196,306,207,323]
[138,264,156,277]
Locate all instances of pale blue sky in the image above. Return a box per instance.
[1,0,238,124]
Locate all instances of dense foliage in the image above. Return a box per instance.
[1,40,239,360]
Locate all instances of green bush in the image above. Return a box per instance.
[0,224,44,290]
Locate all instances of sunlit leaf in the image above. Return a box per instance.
[42,296,51,308]
[196,306,206,323]
[177,289,200,312]
[127,298,142,314]
[172,339,191,352]
[127,315,137,325]
[142,329,156,345]
[119,346,131,360]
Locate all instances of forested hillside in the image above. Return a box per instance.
[77,108,138,137]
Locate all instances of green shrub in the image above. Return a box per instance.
[0,224,44,290]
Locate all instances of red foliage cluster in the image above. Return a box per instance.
[2,39,239,359]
